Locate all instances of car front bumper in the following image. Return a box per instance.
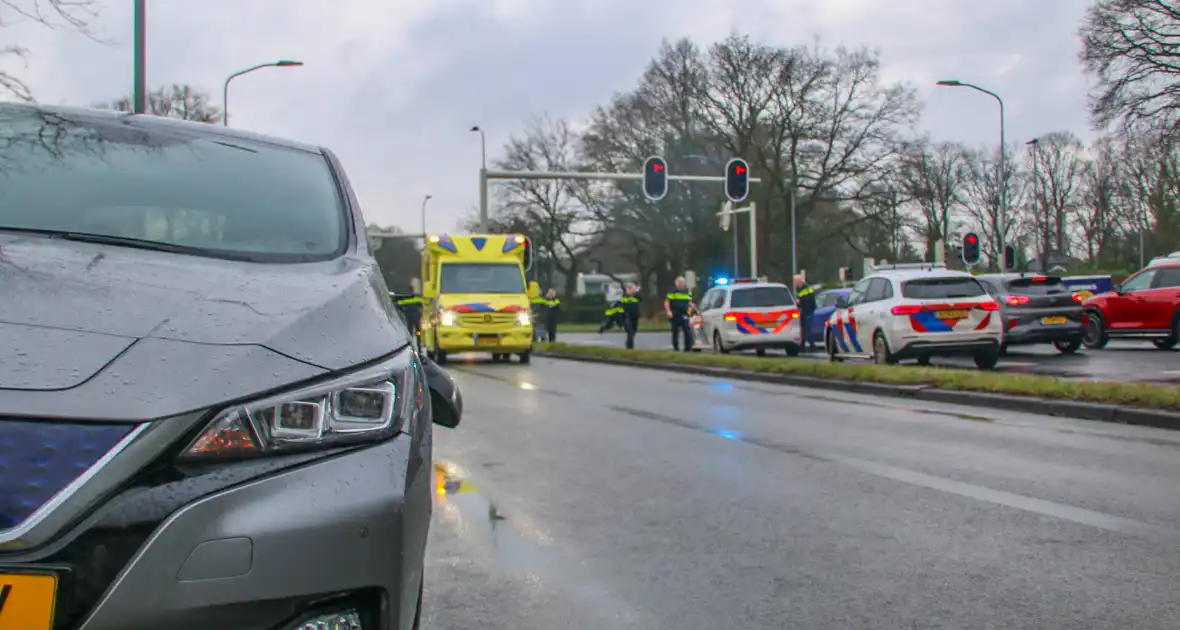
[6,435,428,630]
[435,327,533,353]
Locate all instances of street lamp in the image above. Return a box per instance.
[223,60,304,127]
[471,125,488,231]
[937,79,1007,269]
[420,194,432,238]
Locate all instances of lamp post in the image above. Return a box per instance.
[471,126,488,231]
[223,60,304,126]
[937,79,1007,269]
[132,0,146,113]
[420,194,432,238]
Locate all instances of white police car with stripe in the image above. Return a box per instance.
[825,263,1004,369]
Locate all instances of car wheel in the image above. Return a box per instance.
[755,348,766,357]
[1053,337,1083,354]
[916,354,932,366]
[825,330,843,362]
[786,346,800,357]
[1152,338,1177,350]
[712,332,730,354]
[974,349,1000,370]
[872,331,896,365]
[1082,310,1109,349]
[519,351,531,364]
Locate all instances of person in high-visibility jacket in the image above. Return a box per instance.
[394,283,425,348]
[598,299,625,333]
[530,291,550,342]
[619,283,643,349]
[543,288,561,342]
[794,274,820,351]
[664,276,697,352]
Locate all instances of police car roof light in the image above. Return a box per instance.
[731,277,757,283]
[870,262,947,271]
[714,277,730,285]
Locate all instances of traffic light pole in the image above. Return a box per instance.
[483,170,762,184]
[718,202,758,278]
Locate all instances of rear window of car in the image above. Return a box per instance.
[1005,277,1068,295]
[0,105,346,262]
[729,286,796,308]
[901,277,986,299]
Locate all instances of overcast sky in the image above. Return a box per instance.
[3,0,1092,233]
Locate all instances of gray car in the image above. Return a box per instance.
[0,103,461,630]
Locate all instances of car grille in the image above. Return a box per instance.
[42,525,155,630]
[0,420,135,531]
[458,312,518,327]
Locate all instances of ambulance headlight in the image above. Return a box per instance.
[440,310,457,326]
[517,311,531,326]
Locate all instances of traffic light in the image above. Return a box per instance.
[1003,244,1016,271]
[725,158,749,203]
[961,232,981,266]
[642,156,667,201]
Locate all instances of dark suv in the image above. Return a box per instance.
[975,274,1085,353]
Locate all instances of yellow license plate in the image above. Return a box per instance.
[475,336,500,345]
[1041,316,1068,325]
[936,310,969,320]
[0,572,58,630]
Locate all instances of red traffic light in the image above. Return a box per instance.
[967,234,978,244]
[642,156,668,201]
[725,158,749,203]
[652,162,664,172]
[734,165,745,175]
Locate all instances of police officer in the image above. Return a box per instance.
[394,283,425,349]
[794,274,819,351]
[599,298,624,333]
[530,290,550,342]
[664,276,696,352]
[619,283,643,349]
[543,288,561,342]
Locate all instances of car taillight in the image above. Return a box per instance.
[1004,295,1030,306]
[1072,292,1084,302]
[891,305,923,315]
[977,301,1000,311]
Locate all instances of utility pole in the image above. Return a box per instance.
[470,126,488,231]
[789,189,797,284]
[1028,138,1048,273]
[718,202,759,278]
[133,0,146,114]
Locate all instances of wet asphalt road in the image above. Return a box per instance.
[422,356,1180,629]
[559,332,1180,383]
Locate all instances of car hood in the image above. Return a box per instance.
[0,235,403,395]
[436,293,530,313]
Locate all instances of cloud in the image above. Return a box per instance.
[2,0,1092,232]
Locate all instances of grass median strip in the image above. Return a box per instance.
[536,342,1180,412]
[558,322,667,333]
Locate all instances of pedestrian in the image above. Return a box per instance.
[543,288,561,343]
[598,298,624,333]
[530,289,550,342]
[619,283,643,349]
[394,282,425,350]
[664,277,696,352]
[794,274,819,351]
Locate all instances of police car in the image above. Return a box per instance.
[825,263,1004,369]
[698,278,803,356]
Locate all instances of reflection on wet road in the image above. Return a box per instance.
[423,356,1180,629]
[561,332,1180,383]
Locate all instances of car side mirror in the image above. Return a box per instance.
[835,297,848,308]
[422,356,462,428]
[527,281,541,299]
[1111,283,1124,294]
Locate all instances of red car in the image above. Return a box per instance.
[1082,253,1180,349]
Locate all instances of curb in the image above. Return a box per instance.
[535,351,1180,432]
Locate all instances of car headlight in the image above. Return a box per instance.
[440,310,457,326]
[517,311,531,326]
[180,350,422,461]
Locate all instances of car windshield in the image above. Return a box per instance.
[730,286,796,308]
[901,277,986,299]
[0,106,345,262]
[439,262,525,294]
[1006,277,1068,295]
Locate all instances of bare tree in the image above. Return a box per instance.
[1075,136,1126,261]
[0,0,99,100]
[1079,0,1180,137]
[1029,131,1086,258]
[492,115,595,296]
[897,139,966,259]
[98,84,223,123]
[961,144,1026,267]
